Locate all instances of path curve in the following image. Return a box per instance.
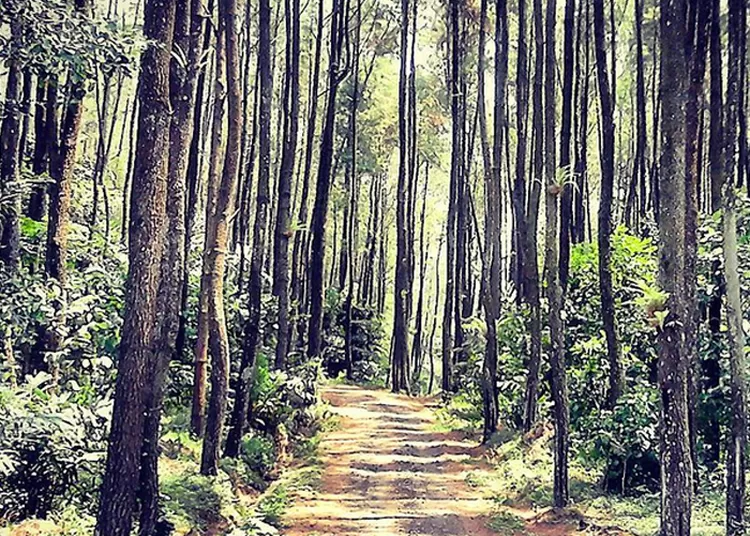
[283,385,498,536]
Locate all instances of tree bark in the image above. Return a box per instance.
[443,0,464,394]
[592,0,622,408]
[558,0,574,291]
[200,0,243,476]
[95,0,175,533]
[273,0,301,370]
[634,0,648,227]
[28,73,49,221]
[522,0,544,433]
[543,0,569,508]
[724,0,747,532]
[657,0,693,533]
[344,0,364,382]
[137,0,201,532]
[0,5,24,271]
[683,0,709,492]
[291,0,324,347]
[191,17,225,439]
[708,0,722,214]
[307,0,349,359]
[392,0,412,393]
[224,0,273,458]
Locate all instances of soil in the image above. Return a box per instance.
[282,385,583,536]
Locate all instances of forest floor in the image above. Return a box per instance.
[281,385,587,536]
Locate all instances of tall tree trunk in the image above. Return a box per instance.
[724,0,747,532]
[683,0,709,492]
[634,0,648,227]
[522,0,544,433]
[179,0,213,368]
[28,73,49,221]
[573,0,590,244]
[709,0,722,214]
[200,0,243,476]
[442,0,463,394]
[558,0,575,290]
[702,0,723,471]
[0,6,23,271]
[657,0,693,533]
[393,0,411,393]
[224,0,274,458]
[273,0,301,370]
[291,0,324,346]
[138,0,201,531]
[191,14,224,439]
[592,0,622,408]
[512,0,529,305]
[543,0,569,508]
[411,164,429,387]
[95,0,175,532]
[18,68,32,169]
[307,0,349,359]
[344,0,363,381]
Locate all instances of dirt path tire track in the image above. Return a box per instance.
[283,385,498,536]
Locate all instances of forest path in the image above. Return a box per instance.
[282,384,502,536]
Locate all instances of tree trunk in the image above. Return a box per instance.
[307,0,349,359]
[558,0,574,291]
[592,0,622,408]
[724,0,747,532]
[702,0,723,471]
[345,0,363,382]
[709,0,722,214]
[291,0,324,346]
[573,0,590,244]
[522,0,544,433]
[178,0,213,366]
[28,73,49,221]
[634,0,648,227]
[95,0,175,533]
[392,0,412,393]
[200,0,243,476]
[224,0,273,458]
[273,0,301,370]
[0,6,23,271]
[657,0,693,533]
[191,17,225,438]
[683,0,709,493]
[411,164,429,387]
[442,0,463,394]
[138,0,201,531]
[543,0,569,508]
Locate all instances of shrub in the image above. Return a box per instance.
[320,288,387,384]
[162,471,236,529]
[0,374,109,521]
[240,434,276,478]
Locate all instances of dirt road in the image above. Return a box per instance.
[283,385,500,536]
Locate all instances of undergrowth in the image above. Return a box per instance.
[463,424,724,536]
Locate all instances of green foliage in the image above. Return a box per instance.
[486,510,526,534]
[257,482,290,526]
[256,466,321,528]
[162,472,235,529]
[0,0,137,80]
[0,373,109,521]
[565,229,663,493]
[0,244,125,390]
[435,391,483,433]
[321,289,387,384]
[250,354,320,436]
[240,434,276,478]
